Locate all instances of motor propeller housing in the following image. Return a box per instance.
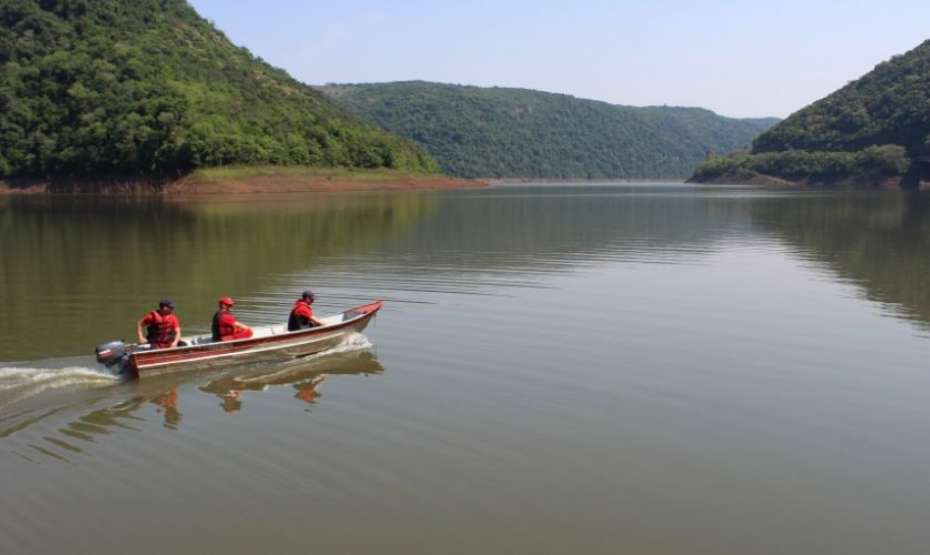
[95,340,129,368]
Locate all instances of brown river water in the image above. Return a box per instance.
[1,183,929,554]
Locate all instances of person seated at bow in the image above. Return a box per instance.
[288,290,325,331]
[212,296,253,342]
[137,299,182,349]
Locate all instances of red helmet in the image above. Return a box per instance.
[218,296,235,307]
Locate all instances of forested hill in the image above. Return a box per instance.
[692,39,930,187]
[319,82,778,178]
[0,0,438,179]
[754,40,930,154]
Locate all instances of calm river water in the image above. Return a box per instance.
[2,183,929,554]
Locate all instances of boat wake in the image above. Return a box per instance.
[0,333,372,410]
[317,332,373,356]
[0,365,120,407]
[0,365,119,391]
[256,332,374,372]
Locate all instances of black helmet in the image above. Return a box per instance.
[301,290,315,301]
[159,298,176,309]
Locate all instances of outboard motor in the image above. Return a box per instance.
[95,340,132,373]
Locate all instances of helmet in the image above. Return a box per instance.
[159,298,176,309]
[218,296,235,307]
[301,290,315,302]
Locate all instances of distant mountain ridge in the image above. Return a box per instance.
[320,81,778,178]
[0,0,438,180]
[692,39,930,188]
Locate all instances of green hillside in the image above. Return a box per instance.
[754,40,930,154]
[692,39,930,187]
[0,0,438,180]
[320,81,777,178]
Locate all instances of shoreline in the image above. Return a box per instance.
[0,167,487,196]
[686,170,925,190]
[488,176,686,184]
[12,168,926,194]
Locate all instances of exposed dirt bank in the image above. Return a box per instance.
[167,174,485,195]
[0,169,487,195]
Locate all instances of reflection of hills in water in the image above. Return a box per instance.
[0,349,383,462]
[383,186,753,271]
[0,194,436,359]
[260,186,761,309]
[750,193,930,329]
[0,186,754,360]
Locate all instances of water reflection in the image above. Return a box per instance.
[5,186,930,359]
[58,395,146,445]
[0,187,741,361]
[1,349,383,461]
[197,350,383,414]
[4,185,930,554]
[5,186,930,459]
[391,186,748,270]
[0,194,437,359]
[152,388,181,429]
[750,193,930,329]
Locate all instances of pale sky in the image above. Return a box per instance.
[189,0,930,119]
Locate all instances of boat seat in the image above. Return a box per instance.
[188,336,216,346]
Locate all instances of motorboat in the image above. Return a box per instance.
[95,301,383,378]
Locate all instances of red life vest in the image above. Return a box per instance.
[145,311,177,346]
[288,300,314,331]
[212,309,237,341]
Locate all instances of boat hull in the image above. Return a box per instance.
[127,301,382,378]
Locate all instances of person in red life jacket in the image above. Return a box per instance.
[287,290,325,331]
[136,299,181,349]
[212,296,253,342]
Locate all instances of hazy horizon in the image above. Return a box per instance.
[191,1,928,119]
